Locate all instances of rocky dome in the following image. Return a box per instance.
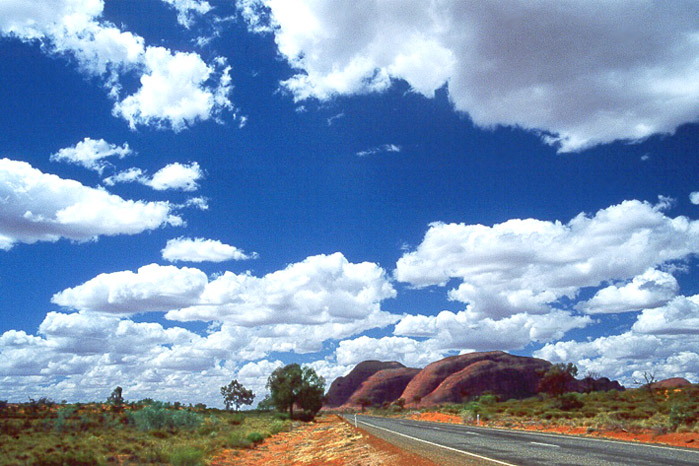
[346,367,421,408]
[324,360,406,408]
[404,352,552,406]
[650,377,692,390]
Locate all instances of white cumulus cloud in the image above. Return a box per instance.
[147,162,204,191]
[51,138,132,174]
[104,162,204,191]
[395,199,699,320]
[0,0,233,131]
[0,158,182,250]
[113,47,232,131]
[690,192,699,205]
[51,264,209,314]
[51,253,399,337]
[160,0,212,28]
[336,335,445,368]
[576,268,679,314]
[162,237,257,263]
[243,0,699,151]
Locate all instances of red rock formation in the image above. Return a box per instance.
[325,351,628,410]
[650,377,692,389]
[324,360,406,408]
[346,367,420,408]
[401,351,549,406]
[412,353,552,406]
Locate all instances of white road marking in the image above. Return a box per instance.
[357,418,521,466]
[529,441,560,448]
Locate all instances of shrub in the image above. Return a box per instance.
[226,432,252,449]
[169,446,204,466]
[197,415,223,435]
[228,412,245,425]
[558,393,584,411]
[268,419,288,435]
[53,406,77,432]
[478,394,499,405]
[129,405,202,431]
[246,431,265,444]
[670,404,698,429]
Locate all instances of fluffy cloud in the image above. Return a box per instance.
[396,199,699,320]
[243,1,699,151]
[0,158,182,250]
[160,0,212,28]
[165,252,397,326]
[691,192,699,205]
[632,295,699,335]
[0,0,232,130]
[394,309,591,352]
[51,252,398,333]
[536,293,699,384]
[51,138,132,174]
[147,162,204,191]
[536,331,699,385]
[335,336,446,368]
[104,162,204,191]
[576,268,679,314]
[52,264,209,314]
[0,251,402,404]
[162,237,257,263]
[113,48,232,131]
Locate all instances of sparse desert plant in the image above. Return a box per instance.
[169,446,205,466]
[129,404,202,431]
[228,412,245,425]
[226,431,252,449]
[246,431,265,444]
[268,419,288,435]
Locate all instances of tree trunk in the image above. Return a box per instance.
[289,403,293,419]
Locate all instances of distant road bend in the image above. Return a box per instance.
[345,414,699,466]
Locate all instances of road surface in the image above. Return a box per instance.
[345,414,699,466]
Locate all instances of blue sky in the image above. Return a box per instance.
[1,1,697,406]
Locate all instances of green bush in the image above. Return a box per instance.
[246,431,265,444]
[128,405,202,431]
[557,393,584,411]
[226,432,252,449]
[169,446,204,466]
[268,419,288,435]
[228,412,245,425]
[669,404,698,429]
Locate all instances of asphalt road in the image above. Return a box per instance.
[345,414,699,466]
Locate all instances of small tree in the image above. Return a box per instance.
[221,380,255,411]
[108,386,124,409]
[633,371,658,405]
[538,363,578,397]
[394,398,406,409]
[266,364,325,420]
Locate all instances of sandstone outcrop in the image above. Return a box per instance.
[346,367,421,407]
[324,360,406,408]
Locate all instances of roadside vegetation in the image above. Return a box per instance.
[0,398,290,466]
[357,383,699,437]
[0,364,325,466]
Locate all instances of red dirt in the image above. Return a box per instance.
[210,415,441,466]
[408,412,699,449]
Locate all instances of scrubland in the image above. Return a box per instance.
[0,399,290,466]
[359,385,699,447]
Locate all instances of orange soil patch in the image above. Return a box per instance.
[408,412,699,449]
[210,415,440,466]
[410,412,462,424]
